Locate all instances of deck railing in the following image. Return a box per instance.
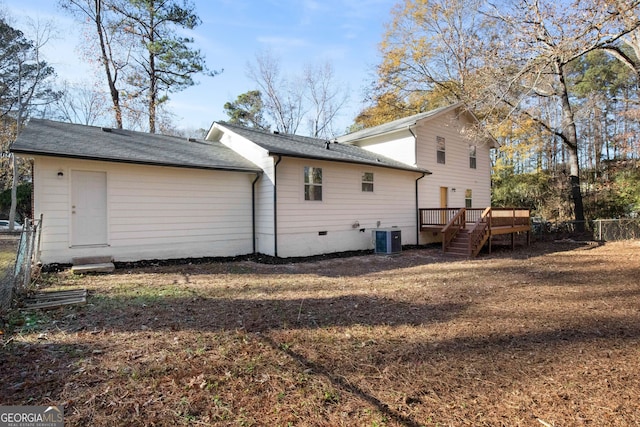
[441,208,466,253]
[420,207,529,229]
[421,207,531,256]
[420,208,485,228]
[468,207,492,257]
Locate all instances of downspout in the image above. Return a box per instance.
[409,127,418,168]
[408,126,425,246]
[273,156,282,257]
[251,172,262,254]
[416,172,427,246]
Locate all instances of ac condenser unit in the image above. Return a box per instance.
[373,229,401,254]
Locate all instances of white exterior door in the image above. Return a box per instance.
[71,171,107,246]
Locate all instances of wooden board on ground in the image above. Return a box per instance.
[24,289,87,309]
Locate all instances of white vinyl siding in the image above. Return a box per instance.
[275,158,419,257]
[33,156,255,264]
[348,131,416,166]
[415,110,492,209]
[215,127,275,255]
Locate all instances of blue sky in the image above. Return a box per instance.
[2,0,397,134]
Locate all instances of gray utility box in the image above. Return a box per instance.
[373,228,402,254]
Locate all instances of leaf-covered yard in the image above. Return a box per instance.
[1,240,639,426]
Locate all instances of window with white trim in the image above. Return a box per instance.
[437,136,446,164]
[362,172,374,192]
[304,166,322,201]
[469,144,477,169]
[465,189,472,208]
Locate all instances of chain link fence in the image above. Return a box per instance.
[532,218,640,242]
[592,219,640,242]
[0,216,42,315]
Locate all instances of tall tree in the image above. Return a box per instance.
[49,81,110,125]
[303,61,348,138]
[0,16,59,228]
[60,0,130,128]
[376,0,487,107]
[374,0,640,225]
[62,0,217,133]
[247,50,305,135]
[479,0,640,227]
[246,51,349,137]
[223,90,269,130]
[111,0,218,133]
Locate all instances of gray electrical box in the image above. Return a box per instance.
[373,229,401,254]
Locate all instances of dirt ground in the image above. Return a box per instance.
[1,240,639,426]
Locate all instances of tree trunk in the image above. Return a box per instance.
[147,4,156,134]
[95,0,123,129]
[558,63,585,230]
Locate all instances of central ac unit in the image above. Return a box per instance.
[373,229,401,254]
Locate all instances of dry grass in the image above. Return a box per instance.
[1,240,640,426]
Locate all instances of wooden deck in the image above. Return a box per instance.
[419,208,531,257]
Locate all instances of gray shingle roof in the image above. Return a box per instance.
[215,122,430,174]
[336,103,463,143]
[11,119,261,173]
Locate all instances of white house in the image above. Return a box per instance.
[206,122,428,258]
[11,103,498,265]
[338,103,498,244]
[11,120,262,265]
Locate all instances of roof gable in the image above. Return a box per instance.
[11,119,261,172]
[212,122,430,174]
[336,104,463,143]
[336,103,497,148]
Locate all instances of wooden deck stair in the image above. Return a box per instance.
[420,207,531,258]
[445,229,471,257]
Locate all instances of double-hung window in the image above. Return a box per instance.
[304,166,322,201]
[362,172,374,192]
[465,189,472,208]
[469,144,477,169]
[437,136,446,164]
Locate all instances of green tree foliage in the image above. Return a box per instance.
[0,17,58,193]
[111,0,219,133]
[62,0,218,133]
[0,182,32,221]
[0,18,58,124]
[492,171,551,212]
[367,0,640,225]
[223,90,269,130]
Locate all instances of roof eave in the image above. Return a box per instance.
[264,150,431,175]
[11,148,262,174]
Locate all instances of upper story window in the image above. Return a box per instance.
[437,136,446,164]
[362,172,374,192]
[469,144,477,169]
[304,166,322,201]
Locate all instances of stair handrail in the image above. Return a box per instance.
[442,208,466,253]
[467,207,492,257]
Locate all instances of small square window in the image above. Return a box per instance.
[362,172,374,192]
[304,166,322,201]
[437,136,446,164]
